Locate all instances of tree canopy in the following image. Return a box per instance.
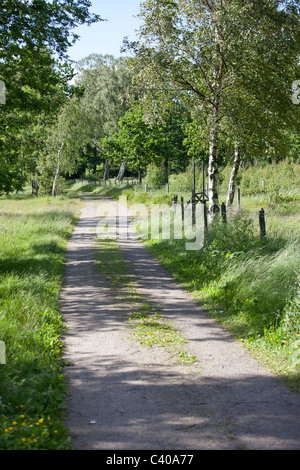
[0,0,103,193]
[1,0,300,203]
[123,0,300,216]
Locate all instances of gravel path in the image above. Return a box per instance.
[61,195,300,450]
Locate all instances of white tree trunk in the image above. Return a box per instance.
[52,144,63,197]
[226,144,241,207]
[208,106,220,221]
[117,160,126,182]
[103,160,110,181]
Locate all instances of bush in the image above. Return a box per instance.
[145,163,168,188]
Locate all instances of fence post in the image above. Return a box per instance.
[181,196,184,222]
[221,202,227,224]
[192,189,196,225]
[237,188,241,209]
[203,203,208,229]
[145,184,148,192]
[259,208,266,238]
[173,195,178,205]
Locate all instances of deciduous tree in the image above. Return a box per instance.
[124,0,300,219]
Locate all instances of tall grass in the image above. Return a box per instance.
[144,211,300,387]
[0,194,81,450]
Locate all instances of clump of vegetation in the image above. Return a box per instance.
[144,162,168,188]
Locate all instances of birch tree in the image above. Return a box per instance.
[38,97,88,195]
[0,0,102,193]
[124,0,300,219]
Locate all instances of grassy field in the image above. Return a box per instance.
[72,160,300,390]
[0,193,81,450]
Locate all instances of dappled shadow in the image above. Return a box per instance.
[64,355,300,450]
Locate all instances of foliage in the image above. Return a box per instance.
[219,160,300,202]
[125,0,300,215]
[37,97,89,195]
[0,0,102,59]
[0,50,74,194]
[70,54,133,174]
[0,1,102,194]
[144,163,168,187]
[103,101,190,178]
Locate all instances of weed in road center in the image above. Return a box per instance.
[96,239,198,369]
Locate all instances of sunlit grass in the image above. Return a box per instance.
[0,194,81,450]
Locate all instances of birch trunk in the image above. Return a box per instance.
[103,160,110,181]
[117,160,126,182]
[226,144,241,207]
[208,106,220,220]
[52,144,63,197]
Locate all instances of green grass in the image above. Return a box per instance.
[0,193,81,450]
[142,214,300,388]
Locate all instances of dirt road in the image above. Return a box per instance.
[60,195,300,450]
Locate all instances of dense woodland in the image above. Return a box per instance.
[1,0,300,218]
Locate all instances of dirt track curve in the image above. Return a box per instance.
[60,194,300,450]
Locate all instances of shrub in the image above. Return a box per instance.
[145,163,168,188]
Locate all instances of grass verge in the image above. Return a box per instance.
[143,217,300,390]
[0,194,81,450]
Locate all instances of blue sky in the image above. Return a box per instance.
[68,0,142,62]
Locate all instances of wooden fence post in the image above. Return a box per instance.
[203,203,208,229]
[181,196,184,222]
[221,202,227,224]
[192,189,196,225]
[259,208,266,238]
[237,188,241,209]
